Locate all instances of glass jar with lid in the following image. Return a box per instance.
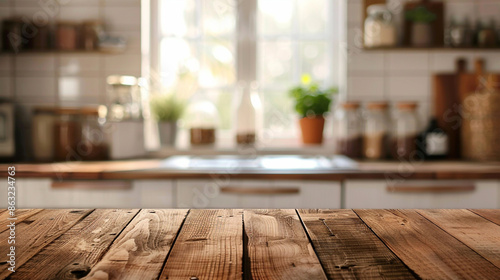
[53,108,82,162]
[79,106,109,161]
[32,107,57,162]
[363,102,389,160]
[185,100,219,146]
[364,4,397,48]
[391,102,420,160]
[56,21,79,50]
[334,102,363,158]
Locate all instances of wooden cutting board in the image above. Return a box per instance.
[433,59,467,159]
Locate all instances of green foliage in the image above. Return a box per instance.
[288,74,337,118]
[150,94,186,122]
[405,6,437,23]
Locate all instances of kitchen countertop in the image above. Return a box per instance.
[1,209,499,279]
[2,158,500,180]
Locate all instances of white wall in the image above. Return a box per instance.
[345,0,500,127]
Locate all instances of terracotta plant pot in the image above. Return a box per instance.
[299,116,325,144]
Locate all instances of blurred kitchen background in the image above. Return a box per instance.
[1,0,500,209]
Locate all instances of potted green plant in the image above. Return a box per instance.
[406,5,437,47]
[150,94,186,146]
[289,75,337,144]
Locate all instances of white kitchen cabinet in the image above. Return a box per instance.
[345,180,500,209]
[176,179,340,209]
[0,179,175,208]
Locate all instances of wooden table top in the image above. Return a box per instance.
[1,209,500,279]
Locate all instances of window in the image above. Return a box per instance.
[149,0,342,142]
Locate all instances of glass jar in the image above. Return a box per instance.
[235,82,262,145]
[363,102,389,160]
[81,20,102,51]
[185,100,219,146]
[79,107,109,161]
[334,102,363,158]
[32,107,57,162]
[53,108,82,162]
[106,75,142,121]
[391,102,419,160]
[364,4,397,48]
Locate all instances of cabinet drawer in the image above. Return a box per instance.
[0,179,174,208]
[345,180,500,209]
[176,179,340,209]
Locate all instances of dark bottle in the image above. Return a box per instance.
[419,118,449,160]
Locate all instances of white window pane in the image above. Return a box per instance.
[261,89,296,136]
[258,0,294,35]
[160,0,198,37]
[258,41,294,86]
[298,0,327,35]
[203,0,236,37]
[200,40,235,87]
[300,41,328,82]
[159,38,199,88]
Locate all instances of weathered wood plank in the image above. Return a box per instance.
[355,209,500,280]
[0,209,44,233]
[159,209,243,280]
[0,209,92,279]
[298,209,416,279]
[470,209,500,226]
[83,209,188,280]
[418,209,500,269]
[244,209,327,280]
[8,209,139,280]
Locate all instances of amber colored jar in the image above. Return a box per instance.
[53,108,82,162]
[56,21,79,50]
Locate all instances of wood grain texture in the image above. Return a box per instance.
[355,209,500,280]
[8,209,139,280]
[0,209,44,233]
[244,209,327,280]
[159,209,243,280]
[0,209,92,279]
[298,209,416,279]
[470,209,500,226]
[418,209,500,269]
[83,209,188,280]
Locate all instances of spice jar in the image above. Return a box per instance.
[2,19,23,51]
[79,107,109,161]
[334,102,363,158]
[56,21,79,50]
[185,100,219,146]
[81,21,102,51]
[32,107,57,162]
[364,4,397,48]
[391,102,419,160]
[53,108,82,162]
[363,102,389,160]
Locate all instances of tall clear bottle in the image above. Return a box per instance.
[235,82,262,145]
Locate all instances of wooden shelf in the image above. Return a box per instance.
[0,49,123,55]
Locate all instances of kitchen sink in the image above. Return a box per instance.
[156,155,358,171]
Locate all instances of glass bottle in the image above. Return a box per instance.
[79,107,109,161]
[235,82,262,145]
[364,4,397,48]
[53,108,82,162]
[334,102,363,158]
[32,107,57,162]
[363,102,389,160]
[391,102,419,160]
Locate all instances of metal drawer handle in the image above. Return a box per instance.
[51,180,132,190]
[220,186,300,195]
[386,185,476,194]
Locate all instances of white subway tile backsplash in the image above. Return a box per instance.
[0,77,13,98]
[104,54,141,73]
[430,52,476,72]
[104,6,141,31]
[387,76,430,102]
[387,52,429,73]
[0,55,12,75]
[59,54,101,76]
[15,76,56,101]
[15,54,55,75]
[58,77,100,101]
[59,6,99,21]
[348,75,385,101]
[103,0,141,7]
[347,51,384,73]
